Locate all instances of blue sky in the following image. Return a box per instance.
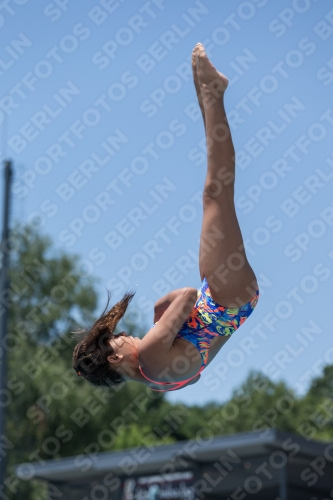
[1,0,333,406]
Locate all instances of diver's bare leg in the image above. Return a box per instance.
[194,43,258,308]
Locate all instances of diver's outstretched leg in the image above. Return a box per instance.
[193,43,258,308]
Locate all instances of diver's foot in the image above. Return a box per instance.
[193,43,228,107]
[192,46,206,126]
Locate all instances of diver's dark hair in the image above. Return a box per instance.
[72,291,135,387]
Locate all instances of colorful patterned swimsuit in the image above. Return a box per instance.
[139,278,260,392]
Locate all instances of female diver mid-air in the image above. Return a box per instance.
[73,43,260,392]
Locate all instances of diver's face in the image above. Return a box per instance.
[107,333,140,377]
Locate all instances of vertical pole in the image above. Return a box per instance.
[279,464,287,500]
[0,160,13,488]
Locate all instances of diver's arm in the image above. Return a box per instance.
[154,287,197,322]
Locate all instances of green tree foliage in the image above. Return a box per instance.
[292,365,333,442]
[2,224,333,499]
[154,369,333,445]
[4,223,97,499]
